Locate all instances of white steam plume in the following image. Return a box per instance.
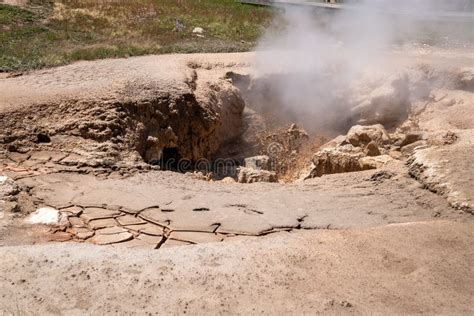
[249,0,473,134]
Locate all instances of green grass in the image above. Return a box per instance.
[0,0,274,71]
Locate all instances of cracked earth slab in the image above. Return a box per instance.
[0,220,472,315]
[1,160,468,248]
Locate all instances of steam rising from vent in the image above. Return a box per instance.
[249,0,473,134]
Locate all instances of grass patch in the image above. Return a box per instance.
[0,0,274,71]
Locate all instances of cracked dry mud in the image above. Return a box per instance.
[0,50,473,314]
[3,164,463,249]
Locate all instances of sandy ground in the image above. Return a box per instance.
[0,53,251,112]
[0,0,27,6]
[0,221,472,315]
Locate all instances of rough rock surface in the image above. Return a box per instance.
[244,155,270,170]
[0,176,18,199]
[408,130,474,213]
[401,64,474,214]
[364,141,381,156]
[237,167,277,183]
[305,145,370,178]
[303,124,394,178]
[346,124,390,147]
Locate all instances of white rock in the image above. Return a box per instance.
[0,176,19,199]
[192,27,204,34]
[0,176,8,184]
[244,155,270,170]
[27,207,60,225]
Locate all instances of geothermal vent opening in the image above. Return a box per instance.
[160,147,182,170]
[136,63,420,185]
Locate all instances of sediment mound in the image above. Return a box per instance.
[0,55,246,175]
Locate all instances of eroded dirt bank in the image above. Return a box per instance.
[0,54,247,170]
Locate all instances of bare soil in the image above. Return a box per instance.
[0,221,472,314]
